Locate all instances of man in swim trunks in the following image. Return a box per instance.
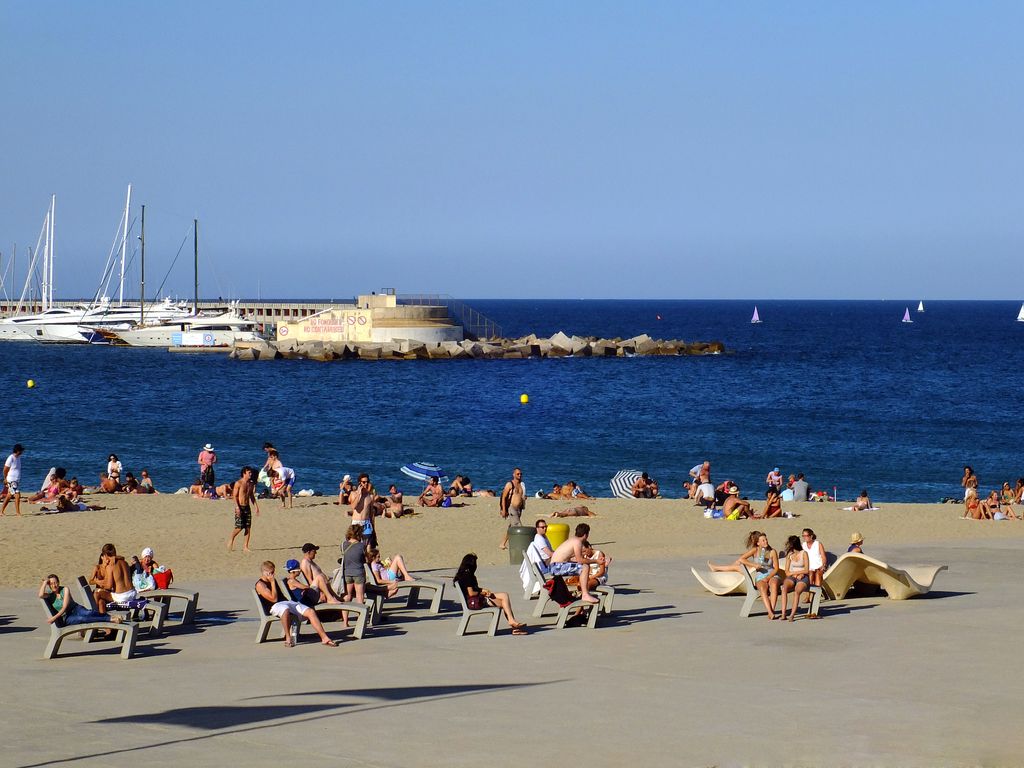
[1,443,24,516]
[722,486,753,519]
[350,472,379,547]
[549,523,602,604]
[90,543,136,613]
[228,466,260,552]
[418,476,445,507]
[499,468,526,551]
[549,505,598,518]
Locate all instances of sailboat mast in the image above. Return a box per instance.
[48,195,55,310]
[40,211,49,311]
[139,204,145,325]
[119,184,131,305]
[193,219,199,315]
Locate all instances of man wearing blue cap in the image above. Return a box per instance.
[766,467,783,494]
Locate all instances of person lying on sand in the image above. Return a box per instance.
[541,484,563,499]
[852,490,873,511]
[549,505,597,518]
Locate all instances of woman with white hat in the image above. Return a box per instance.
[198,443,217,488]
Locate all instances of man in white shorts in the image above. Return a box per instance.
[254,561,337,647]
[1,443,24,517]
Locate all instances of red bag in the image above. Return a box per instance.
[153,569,173,589]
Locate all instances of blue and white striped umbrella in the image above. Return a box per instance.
[610,469,643,499]
[400,462,449,483]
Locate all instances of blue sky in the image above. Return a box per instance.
[1,2,1021,300]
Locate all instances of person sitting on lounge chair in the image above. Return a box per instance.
[40,574,123,627]
[778,535,811,622]
[255,561,337,647]
[454,553,527,634]
[298,543,343,603]
[707,531,763,573]
[366,547,414,597]
[549,523,603,604]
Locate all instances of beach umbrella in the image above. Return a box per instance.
[610,469,643,499]
[400,462,449,483]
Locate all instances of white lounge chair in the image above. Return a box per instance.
[275,575,368,640]
[143,588,199,625]
[364,564,446,615]
[452,584,501,637]
[690,567,746,596]
[823,553,948,600]
[523,553,615,616]
[74,576,167,637]
[39,597,138,660]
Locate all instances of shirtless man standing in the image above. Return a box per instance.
[228,466,260,552]
[90,543,136,614]
[499,468,526,550]
[548,523,603,604]
[350,473,378,547]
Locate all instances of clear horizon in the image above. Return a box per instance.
[1,3,1022,301]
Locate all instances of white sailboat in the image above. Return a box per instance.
[751,306,762,324]
[0,196,57,341]
[902,307,913,323]
[1017,304,1024,323]
[917,301,925,313]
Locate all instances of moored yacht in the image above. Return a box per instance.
[111,306,261,347]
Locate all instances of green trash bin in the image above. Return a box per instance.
[508,526,535,566]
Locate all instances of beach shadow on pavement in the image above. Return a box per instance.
[94,682,549,731]
[598,605,697,626]
[0,615,35,634]
[917,590,975,600]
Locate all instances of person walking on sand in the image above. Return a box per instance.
[1,443,25,517]
[548,523,603,604]
[228,466,260,552]
[499,468,526,550]
[198,443,217,489]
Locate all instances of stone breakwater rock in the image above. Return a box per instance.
[231,333,725,361]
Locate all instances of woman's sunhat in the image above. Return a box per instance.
[203,443,214,451]
[850,532,864,544]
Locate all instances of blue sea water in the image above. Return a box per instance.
[1,300,1021,503]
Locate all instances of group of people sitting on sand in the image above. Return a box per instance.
[538,481,594,501]
[631,472,660,498]
[97,454,158,495]
[708,529,828,621]
[960,467,1022,520]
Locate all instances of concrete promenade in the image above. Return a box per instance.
[1,541,1020,767]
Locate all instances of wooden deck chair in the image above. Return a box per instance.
[142,588,199,626]
[74,576,167,638]
[739,566,821,618]
[823,553,948,600]
[275,575,368,640]
[452,583,501,637]
[364,563,445,614]
[554,596,604,629]
[690,567,746,596]
[39,596,138,660]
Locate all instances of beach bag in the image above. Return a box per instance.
[467,594,485,610]
[544,576,575,607]
[153,568,173,589]
[441,496,452,508]
[132,572,156,592]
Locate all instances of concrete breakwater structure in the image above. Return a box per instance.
[231,331,725,361]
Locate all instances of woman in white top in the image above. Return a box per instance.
[106,454,123,484]
[801,528,826,618]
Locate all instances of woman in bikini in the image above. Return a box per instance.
[779,535,811,621]
[708,531,763,573]
[962,488,985,520]
[740,533,781,620]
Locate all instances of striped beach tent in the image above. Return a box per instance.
[610,469,642,499]
[400,462,449,483]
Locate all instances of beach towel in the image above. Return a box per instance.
[543,576,575,607]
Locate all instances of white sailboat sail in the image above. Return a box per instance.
[917,301,924,313]
[751,306,761,324]
[1017,303,1024,322]
[902,307,913,323]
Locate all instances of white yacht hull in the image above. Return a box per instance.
[116,327,261,347]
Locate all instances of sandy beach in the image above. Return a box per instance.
[0,493,1021,587]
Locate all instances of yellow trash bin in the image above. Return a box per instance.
[546,523,570,549]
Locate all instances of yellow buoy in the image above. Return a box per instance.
[519,393,529,404]
[27,379,35,389]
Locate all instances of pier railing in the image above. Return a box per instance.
[398,294,502,340]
